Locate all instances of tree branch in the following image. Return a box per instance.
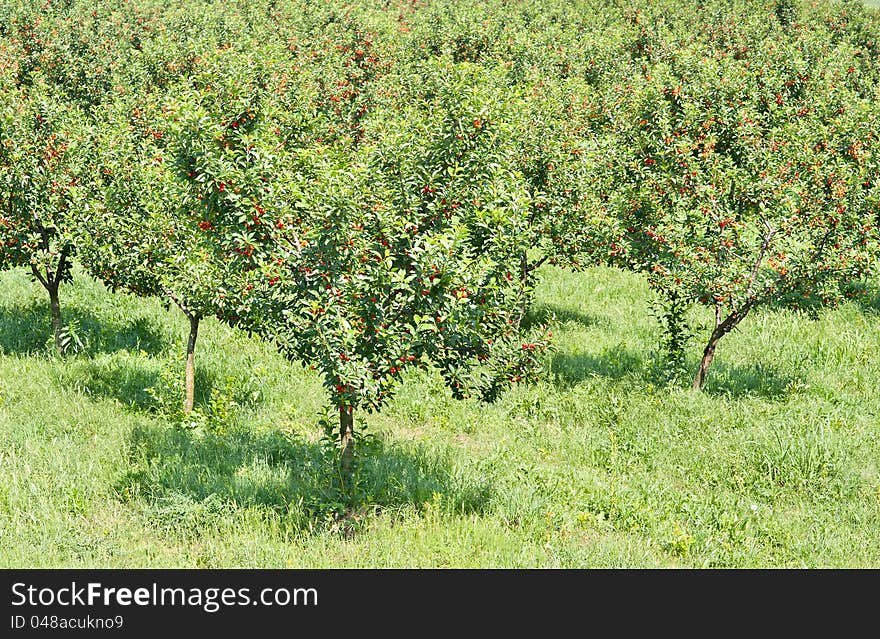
[31,215,58,285]
[29,262,49,290]
[525,254,549,275]
[743,219,776,306]
[51,244,70,288]
[163,286,195,320]
[33,215,51,253]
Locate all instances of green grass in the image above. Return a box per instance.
[1,263,879,568]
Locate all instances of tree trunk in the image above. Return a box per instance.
[339,405,355,475]
[692,307,750,390]
[184,314,200,414]
[48,285,63,350]
[30,262,64,351]
[692,328,723,390]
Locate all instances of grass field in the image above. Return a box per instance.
[1,262,878,568]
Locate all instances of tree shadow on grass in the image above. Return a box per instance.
[0,300,169,356]
[551,345,643,386]
[114,423,492,539]
[766,281,880,317]
[59,356,261,416]
[523,303,601,331]
[699,360,798,400]
[63,358,161,411]
[850,285,880,316]
[551,345,798,399]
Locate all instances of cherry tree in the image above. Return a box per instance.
[589,28,880,388]
[236,69,551,472]
[78,48,280,412]
[0,77,89,348]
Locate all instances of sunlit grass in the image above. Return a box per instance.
[1,263,878,567]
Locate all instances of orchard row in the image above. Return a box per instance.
[1,0,878,463]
